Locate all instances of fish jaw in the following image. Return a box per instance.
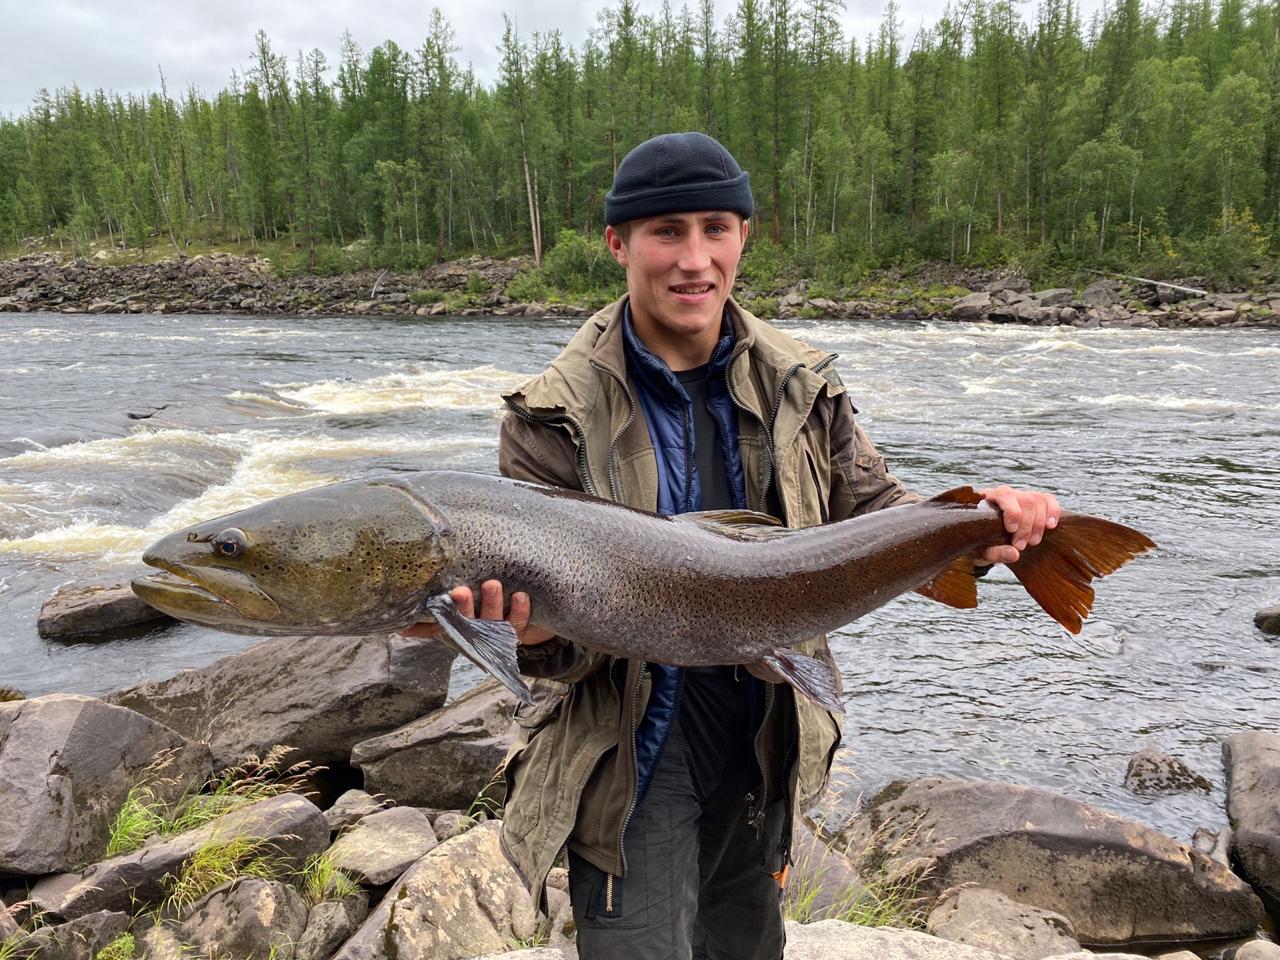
[133,551,283,631]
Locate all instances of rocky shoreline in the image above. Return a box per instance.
[4,618,1280,958]
[2,252,1279,329]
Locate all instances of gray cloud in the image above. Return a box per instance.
[1,0,1097,118]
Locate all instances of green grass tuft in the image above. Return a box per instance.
[298,851,359,905]
[94,932,136,960]
[162,835,282,914]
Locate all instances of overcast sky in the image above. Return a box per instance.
[0,0,1099,119]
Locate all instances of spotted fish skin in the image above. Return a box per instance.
[133,471,1156,707]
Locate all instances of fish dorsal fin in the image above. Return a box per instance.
[914,557,980,609]
[927,485,984,507]
[678,509,792,540]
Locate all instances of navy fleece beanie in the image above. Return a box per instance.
[605,132,753,226]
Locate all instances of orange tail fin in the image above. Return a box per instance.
[1010,513,1156,634]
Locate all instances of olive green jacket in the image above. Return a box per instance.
[495,295,916,900]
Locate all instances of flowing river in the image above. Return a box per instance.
[1,310,1277,840]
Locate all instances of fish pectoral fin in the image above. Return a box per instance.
[914,557,980,609]
[747,650,844,714]
[678,509,792,540]
[423,594,533,704]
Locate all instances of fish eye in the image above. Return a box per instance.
[212,529,248,559]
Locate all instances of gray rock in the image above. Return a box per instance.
[950,291,992,320]
[106,633,455,768]
[432,811,477,839]
[473,951,575,960]
[324,789,387,833]
[1081,280,1122,307]
[1124,747,1211,794]
[1225,732,1280,900]
[927,887,1080,959]
[786,825,865,922]
[38,576,173,639]
[1,903,18,937]
[807,297,839,314]
[1032,288,1075,306]
[838,777,1263,945]
[353,678,518,808]
[327,806,438,885]
[30,792,328,921]
[9,910,129,960]
[1192,825,1232,865]
[1255,606,1280,635]
[179,879,309,960]
[295,892,370,960]
[985,277,1031,295]
[782,919,1011,959]
[781,292,804,308]
[1153,952,1202,960]
[137,925,186,960]
[0,694,212,876]
[1235,943,1280,960]
[333,820,542,960]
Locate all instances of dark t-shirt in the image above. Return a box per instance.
[673,363,733,512]
[672,364,747,747]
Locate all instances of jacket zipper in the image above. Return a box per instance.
[503,398,598,497]
[749,681,777,832]
[723,362,775,514]
[606,872,615,913]
[616,662,648,874]
[588,359,636,503]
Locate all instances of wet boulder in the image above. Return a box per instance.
[29,792,327,921]
[1123,747,1211,795]
[950,291,992,320]
[332,820,552,960]
[38,576,173,639]
[837,777,1263,945]
[326,806,438,885]
[179,879,310,960]
[1033,287,1076,307]
[927,887,1081,959]
[106,633,455,768]
[353,678,518,809]
[782,919,1034,959]
[0,694,212,876]
[1225,732,1280,900]
[1255,606,1280,635]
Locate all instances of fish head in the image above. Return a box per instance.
[132,479,453,634]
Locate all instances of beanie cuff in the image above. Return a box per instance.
[605,171,753,226]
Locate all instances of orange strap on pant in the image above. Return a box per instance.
[772,864,790,889]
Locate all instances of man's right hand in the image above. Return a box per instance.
[401,579,558,645]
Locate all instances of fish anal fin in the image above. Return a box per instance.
[1009,513,1156,635]
[422,594,533,703]
[748,650,844,714]
[915,557,979,609]
[927,485,984,507]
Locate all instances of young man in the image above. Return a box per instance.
[428,132,1058,959]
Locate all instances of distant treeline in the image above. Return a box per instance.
[1,0,1277,282]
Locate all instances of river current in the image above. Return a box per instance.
[1,311,1277,839]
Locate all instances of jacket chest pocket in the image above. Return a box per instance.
[500,682,568,842]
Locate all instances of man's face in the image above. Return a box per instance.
[605,211,749,356]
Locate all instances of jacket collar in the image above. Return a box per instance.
[620,302,736,407]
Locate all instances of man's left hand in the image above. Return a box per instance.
[977,485,1061,565]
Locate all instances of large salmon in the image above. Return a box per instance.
[132,471,1155,711]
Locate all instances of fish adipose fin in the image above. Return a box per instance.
[1010,514,1156,634]
[679,509,792,540]
[926,485,985,506]
[745,650,844,713]
[914,557,979,609]
[422,594,533,703]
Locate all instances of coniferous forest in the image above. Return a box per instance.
[1,0,1278,284]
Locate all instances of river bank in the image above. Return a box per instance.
[3,252,1279,329]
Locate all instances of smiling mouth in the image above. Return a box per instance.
[670,283,714,295]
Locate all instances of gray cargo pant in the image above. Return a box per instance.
[568,670,788,960]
